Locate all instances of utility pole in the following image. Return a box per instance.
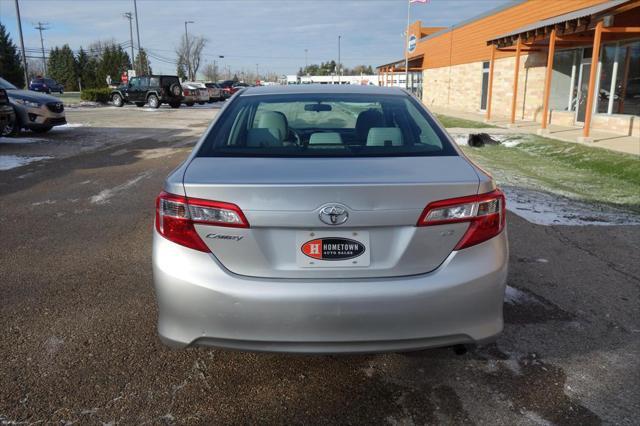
[34,22,49,76]
[404,0,411,90]
[123,12,134,71]
[337,35,341,84]
[184,20,194,80]
[304,48,308,74]
[133,0,142,72]
[256,64,259,82]
[213,55,223,82]
[13,0,29,86]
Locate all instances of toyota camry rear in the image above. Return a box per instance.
[152,85,508,353]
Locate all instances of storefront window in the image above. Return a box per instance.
[551,50,576,111]
[597,40,640,116]
[616,40,639,116]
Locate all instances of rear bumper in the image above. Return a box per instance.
[152,229,508,353]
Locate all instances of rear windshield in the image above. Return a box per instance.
[161,76,179,86]
[197,93,457,157]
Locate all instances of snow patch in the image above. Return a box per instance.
[51,122,86,131]
[505,286,541,306]
[90,171,152,204]
[32,199,57,206]
[504,186,640,226]
[0,155,51,170]
[0,136,48,144]
[136,148,179,159]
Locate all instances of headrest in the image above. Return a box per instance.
[308,132,343,145]
[246,128,282,147]
[366,127,403,146]
[256,111,288,142]
[355,109,385,141]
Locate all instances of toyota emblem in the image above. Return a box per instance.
[319,204,349,225]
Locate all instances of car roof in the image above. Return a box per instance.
[239,84,407,97]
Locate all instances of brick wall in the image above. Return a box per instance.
[422,52,548,122]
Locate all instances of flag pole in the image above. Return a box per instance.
[404,0,410,90]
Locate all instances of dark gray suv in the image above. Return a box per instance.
[0,77,66,135]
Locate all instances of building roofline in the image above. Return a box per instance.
[417,0,528,43]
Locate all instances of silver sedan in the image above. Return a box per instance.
[152,85,508,353]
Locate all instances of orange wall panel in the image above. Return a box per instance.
[413,0,611,69]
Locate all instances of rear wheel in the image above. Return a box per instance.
[186,102,194,107]
[198,101,205,105]
[135,102,145,107]
[169,102,181,109]
[112,93,124,107]
[147,94,160,109]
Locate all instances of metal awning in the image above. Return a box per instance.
[487,0,629,46]
[376,55,424,71]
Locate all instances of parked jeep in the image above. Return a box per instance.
[110,75,183,109]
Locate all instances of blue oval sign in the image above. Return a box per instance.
[407,34,417,53]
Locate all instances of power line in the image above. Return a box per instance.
[123,12,135,66]
[34,21,49,75]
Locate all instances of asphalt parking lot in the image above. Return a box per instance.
[1,104,638,424]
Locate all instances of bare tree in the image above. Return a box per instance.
[176,34,207,81]
[202,63,218,82]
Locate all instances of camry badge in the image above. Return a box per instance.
[319,204,349,225]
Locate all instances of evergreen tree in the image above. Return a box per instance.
[97,44,131,84]
[47,44,78,90]
[76,47,97,90]
[134,48,152,76]
[0,23,26,88]
[177,63,187,81]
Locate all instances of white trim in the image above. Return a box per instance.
[607,42,620,115]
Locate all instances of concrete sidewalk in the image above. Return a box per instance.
[432,106,640,156]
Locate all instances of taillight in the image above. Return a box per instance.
[155,191,249,252]
[417,189,505,250]
[183,88,190,96]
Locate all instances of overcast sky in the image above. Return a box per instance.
[1,0,511,77]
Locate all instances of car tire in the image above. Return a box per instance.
[169,102,181,109]
[112,93,124,107]
[135,102,145,107]
[169,83,182,97]
[60,90,64,95]
[32,126,53,134]
[148,94,160,109]
[186,102,194,107]
[198,101,205,105]
[2,111,20,137]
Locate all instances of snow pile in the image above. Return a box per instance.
[504,186,640,226]
[0,155,51,170]
[51,123,86,131]
[450,133,525,147]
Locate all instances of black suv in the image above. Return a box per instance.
[111,75,183,109]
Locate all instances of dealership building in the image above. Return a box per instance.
[378,0,640,141]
